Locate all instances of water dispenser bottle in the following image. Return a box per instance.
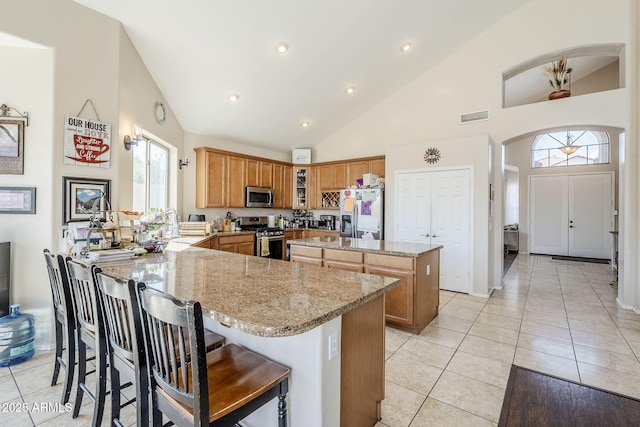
[0,304,35,367]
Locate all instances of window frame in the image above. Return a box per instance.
[133,136,169,212]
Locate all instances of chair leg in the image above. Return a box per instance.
[277,392,287,427]
[61,323,76,405]
[51,319,63,386]
[92,340,107,427]
[110,357,121,427]
[72,341,87,418]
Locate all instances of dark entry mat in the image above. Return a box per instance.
[499,365,640,426]
[551,255,609,264]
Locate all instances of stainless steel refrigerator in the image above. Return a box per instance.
[339,189,384,240]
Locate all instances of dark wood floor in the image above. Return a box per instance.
[499,365,640,426]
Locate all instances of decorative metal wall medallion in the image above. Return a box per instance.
[423,147,441,164]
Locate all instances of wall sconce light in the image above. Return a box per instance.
[123,123,143,150]
[179,158,190,169]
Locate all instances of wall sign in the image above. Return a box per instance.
[63,115,111,168]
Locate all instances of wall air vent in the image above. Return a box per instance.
[459,110,490,124]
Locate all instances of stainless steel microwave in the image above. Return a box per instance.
[245,186,274,208]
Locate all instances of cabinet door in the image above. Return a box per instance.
[347,161,368,186]
[238,241,255,256]
[272,164,284,208]
[325,260,364,272]
[333,163,347,189]
[260,162,274,188]
[196,150,226,208]
[218,243,236,253]
[282,165,292,209]
[366,265,414,326]
[227,156,246,208]
[246,159,260,187]
[369,158,385,178]
[317,165,333,191]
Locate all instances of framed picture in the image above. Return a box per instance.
[63,176,110,223]
[0,187,36,214]
[0,120,25,174]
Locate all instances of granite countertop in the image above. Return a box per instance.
[287,236,442,257]
[97,247,399,338]
[169,230,255,245]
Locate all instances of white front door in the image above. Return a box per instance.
[396,169,472,293]
[529,172,613,259]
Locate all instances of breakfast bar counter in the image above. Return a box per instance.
[97,246,399,427]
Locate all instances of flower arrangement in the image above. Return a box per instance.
[544,57,573,92]
[140,208,165,230]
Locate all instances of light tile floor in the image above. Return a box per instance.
[377,254,640,426]
[1,254,638,426]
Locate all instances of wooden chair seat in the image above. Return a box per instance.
[161,343,290,422]
[137,286,291,426]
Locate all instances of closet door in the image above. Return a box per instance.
[431,169,471,294]
[396,169,472,293]
[529,176,569,256]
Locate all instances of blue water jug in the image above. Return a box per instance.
[0,304,35,367]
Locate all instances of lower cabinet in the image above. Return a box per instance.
[212,234,255,256]
[289,244,440,334]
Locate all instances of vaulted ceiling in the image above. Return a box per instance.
[73,0,532,152]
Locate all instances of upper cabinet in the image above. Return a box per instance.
[195,147,384,210]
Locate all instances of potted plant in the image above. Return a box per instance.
[545,57,573,100]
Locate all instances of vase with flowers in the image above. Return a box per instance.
[545,57,573,100]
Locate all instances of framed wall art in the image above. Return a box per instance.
[0,187,36,214]
[0,120,25,175]
[63,176,110,223]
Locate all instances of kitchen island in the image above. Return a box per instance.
[97,246,399,427]
[288,236,443,334]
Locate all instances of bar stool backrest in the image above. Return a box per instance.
[137,286,209,425]
[66,259,102,337]
[43,250,75,326]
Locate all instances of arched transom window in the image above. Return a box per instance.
[531,130,610,168]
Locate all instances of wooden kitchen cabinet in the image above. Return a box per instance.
[289,245,323,266]
[369,158,385,178]
[293,166,314,209]
[195,149,226,208]
[227,155,246,208]
[347,160,369,186]
[317,163,346,191]
[324,249,364,272]
[273,163,292,208]
[215,233,255,255]
[366,251,439,334]
[246,159,274,188]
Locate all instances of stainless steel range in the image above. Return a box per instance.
[238,216,285,259]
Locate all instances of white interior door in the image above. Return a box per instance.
[530,176,569,256]
[568,174,613,258]
[396,169,472,293]
[530,173,613,259]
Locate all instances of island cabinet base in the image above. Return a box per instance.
[290,244,441,335]
[341,294,385,426]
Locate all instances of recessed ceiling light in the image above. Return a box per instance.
[228,93,240,102]
[276,42,289,54]
[401,42,413,52]
[300,120,310,128]
[345,86,356,95]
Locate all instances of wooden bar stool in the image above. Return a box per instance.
[43,249,76,405]
[66,259,108,427]
[137,285,291,427]
[94,269,149,427]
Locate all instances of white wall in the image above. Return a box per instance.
[314,0,632,299]
[0,46,54,345]
[386,135,496,296]
[0,0,188,347]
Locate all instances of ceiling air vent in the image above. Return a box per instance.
[459,110,490,124]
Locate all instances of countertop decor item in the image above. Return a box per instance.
[545,57,573,100]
